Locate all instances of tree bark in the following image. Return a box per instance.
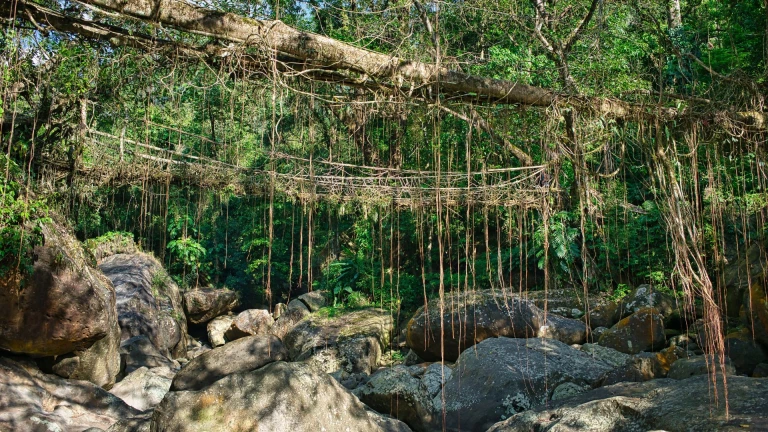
[69,0,624,112]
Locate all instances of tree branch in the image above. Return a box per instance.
[438,105,534,166]
[563,0,600,53]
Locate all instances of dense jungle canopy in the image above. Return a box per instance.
[2,0,768,366]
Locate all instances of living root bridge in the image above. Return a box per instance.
[5,0,764,130]
[53,128,549,206]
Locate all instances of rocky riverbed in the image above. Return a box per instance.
[1,221,767,432]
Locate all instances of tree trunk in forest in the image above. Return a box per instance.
[3,0,766,128]
[667,0,683,29]
[51,0,623,112]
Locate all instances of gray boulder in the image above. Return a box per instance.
[206,315,235,347]
[151,361,411,432]
[360,337,612,432]
[224,308,274,341]
[668,355,736,380]
[579,343,632,367]
[109,367,172,411]
[0,357,141,431]
[618,284,677,322]
[50,315,122,388]
[354,364,439,432]
[183,288,239,325]
[0,221,121,387]
[271,305,310,340]
[272,302,288,319]
[100,253,188,358]
[437,337,611,432]
[487,375,767,432]
[297,290,329,312]
[406,290,586,362]
[283,308,393,387]
[598,307,666,354]
[171,334,287,391]
[120,335,179,378]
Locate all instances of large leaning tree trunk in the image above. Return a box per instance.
[2,0,766,129]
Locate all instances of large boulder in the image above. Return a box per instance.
[406,290,586,361]
[270,304,310,340]
[171,335,287,391]
[587,302,620,329]
[119,335,179,379]
[617,284,678,323]
[283,308,393,387]
[600,346,686,385]
[668,355,736,380]
[0,221,117,357]
[598,307,666,354]
[0,357,141,431]
[50,314,122,388]
[183,288,240,325]
[436,337,612,432]
[724,329,767,375]
[524,288,611,319]
[488,375,767,432]
[109,366,172,411]
[296,290,329,312]
[742,282,768,348]
[151,361,412,432]
[360,337,613,432]
[100,252,188,358]
[354,363,445,432]
[206,315,235,347]
[724,243,766,318]
[224,308,274,341]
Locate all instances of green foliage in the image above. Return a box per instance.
[151,271,169,298]
[7,0,768,311]
[0,163,49,277]
[531,211,580,277]
[609,283,632,302]
[84,231,134,251]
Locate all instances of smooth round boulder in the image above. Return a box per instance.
[296,290,328,312]
[100,253,188,358]
[183,288,240,325]
[282,308,392,385]
[0,357,140,431]
[224,309,273,341]
[206,315,234,347]
[436,337,612,432]
[151,361,412,432]
[598,307,666,354]
[171,335,287,391]
[488,375,767,432]
[668,355,736,380]
[109,367,172,411]
[406,290,586,361]
[0,221,117,357]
